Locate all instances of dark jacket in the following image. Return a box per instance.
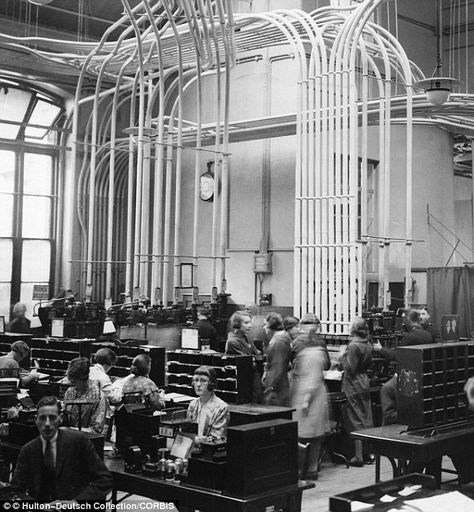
[11,428,112,501]
[263,331,292,406]
[9,317,31,334]
[379,326,433,361]
[225,331,263,403]
[193,319,217,349]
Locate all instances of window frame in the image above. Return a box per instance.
[0,81,64,321]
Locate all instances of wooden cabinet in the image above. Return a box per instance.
[166,350,252,403]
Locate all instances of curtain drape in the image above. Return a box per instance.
[426,266,474,339]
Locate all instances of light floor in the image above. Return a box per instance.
[116,456,474,512]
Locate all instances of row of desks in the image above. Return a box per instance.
[351,420,474,486]
[108,459,314,512]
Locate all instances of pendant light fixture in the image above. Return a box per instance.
[28,0,54,5]
[414,0,461,106]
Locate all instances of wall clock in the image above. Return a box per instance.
[200,162,215,201]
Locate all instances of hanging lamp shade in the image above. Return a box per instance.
[29,0,54,5]
[414,77,462,106]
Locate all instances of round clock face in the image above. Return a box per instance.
[200,173,214,201]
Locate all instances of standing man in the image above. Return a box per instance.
[419,307,441,343]
[8,302,31,334]
[192,307,218,351]
[11,396,112,502]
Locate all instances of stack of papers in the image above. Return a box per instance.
[404,490,474,512]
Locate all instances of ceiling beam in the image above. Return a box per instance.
[17,0,120,28]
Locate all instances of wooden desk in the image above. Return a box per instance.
[228,404,295,426]
[351,421,474,487]
[108,461,314,512]
[329,473,474,512]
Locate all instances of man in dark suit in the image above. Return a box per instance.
[11,396,112,502]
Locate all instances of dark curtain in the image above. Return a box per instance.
[427,267,474,339]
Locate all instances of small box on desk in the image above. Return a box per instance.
[187,457,227,490]
[226,418,298,496]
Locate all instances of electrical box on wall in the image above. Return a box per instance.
[253,252,272,274]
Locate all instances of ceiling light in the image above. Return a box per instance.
[414,0,461,107]
[414,77,461,107]
[29,0,54,5]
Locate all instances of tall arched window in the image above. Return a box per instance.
[0,79,64,323]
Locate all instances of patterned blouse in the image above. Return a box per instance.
[121,375,165,411]
[186,393,229,441]
[63,379,107,435]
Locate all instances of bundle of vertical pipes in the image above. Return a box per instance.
[1,0,471,332]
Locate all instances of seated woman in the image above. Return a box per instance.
[63,357,107,435]
[120,354,164,411]
[187,366,229,445]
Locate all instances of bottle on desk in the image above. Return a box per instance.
[158,448,169,480]
[165,458,175,481]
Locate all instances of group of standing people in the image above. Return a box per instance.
[225,309,332,479]
[223,308,386,477]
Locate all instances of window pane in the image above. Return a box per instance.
[0,283,11,324]
[0,240,12,281]
[0,195,13,236]
[21,240,50,281]
[0,88,32,139]
[24,153,53,195]
[20,283,47,323]
[25,100,61,140]
[0,150,15,193]
[22,196,51,238]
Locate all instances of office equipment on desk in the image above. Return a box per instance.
[226,418,298,496]
[51,318,65,338]
[108,459,315,512]
[181,328,200,350]
[0,481,33,501]
[115,405,185,460]
[170,432,194,460]
[0,378,19,408]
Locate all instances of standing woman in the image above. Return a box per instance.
[225,310,263,403]
[291,314,330,480]
[341,317,373,466]
[262,313,292,406]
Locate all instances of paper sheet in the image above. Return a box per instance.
[405,490,474,512]
[350,501,374,512]
[380,494,397,502]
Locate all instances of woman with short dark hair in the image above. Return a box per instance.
[186,366,229,444]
